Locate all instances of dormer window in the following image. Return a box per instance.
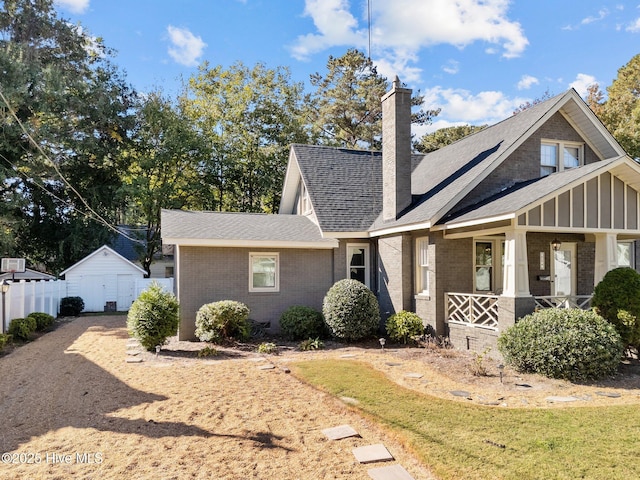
[541,141,583,176]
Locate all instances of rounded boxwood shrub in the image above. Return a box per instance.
[498,308,623,382]
[592,267,640,351]
[60,296,85,316]
[322,279,380,342]
[28,312,55,331]
[127,283,179,351]
[386,310,424,344]
[279,305,326,340]
[195,300,250,343]
[8,316,37,341]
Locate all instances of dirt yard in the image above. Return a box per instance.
[1,315,639,480]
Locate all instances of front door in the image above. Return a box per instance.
[551,242,576,296]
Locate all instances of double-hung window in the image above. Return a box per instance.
[541,141,583,176]
[249,253,279,292]
[347,244,370,288]
[416,237,429,295]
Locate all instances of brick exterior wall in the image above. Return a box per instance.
[413,231,473,336]
[377,234,413,322]
[176,246,334,340]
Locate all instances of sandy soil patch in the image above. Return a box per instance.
[0,316,435,480]
[2,315,639,480]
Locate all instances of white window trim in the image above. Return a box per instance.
[473,238,504,294]
[249,252,280,293]
[415,237,430,296]
[541,139,584,176]
[346,243,370,288]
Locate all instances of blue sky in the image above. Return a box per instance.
[53,0,640,136]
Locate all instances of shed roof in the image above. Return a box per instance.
[60,245,146,276]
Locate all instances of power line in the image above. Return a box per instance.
[0,89,145,245]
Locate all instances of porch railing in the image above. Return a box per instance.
[534,295,593,310]
[446,292,499,330]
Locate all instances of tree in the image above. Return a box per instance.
[122,92,208,276]
[512,89,554,115]
[0,0,135,273]
[595,54,640,160]
[306,49,439,150]
[182,61,309,213]
[414,124,487,153]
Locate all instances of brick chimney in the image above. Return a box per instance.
[382,76,412,222]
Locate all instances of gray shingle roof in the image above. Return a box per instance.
[442,156,625,225]
[161,209,337,246]
[371,91,572,230]
[291,144,424,232]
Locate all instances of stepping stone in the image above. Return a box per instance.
[545,396,579,403]
[515,383,532,389]
[595,391,622,398]
[257,364,275,370]
[368,464,415,480]
[127,350,140,356]
[125,357,143,363]
[340,396,359,405]
[450,390,471,398]
[340,354,357,358]
[247,357,266,362]
[353,444,394,464]
[405,373,423,379]
[322,424,359,440]
[385,362,402,366]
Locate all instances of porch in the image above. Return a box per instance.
[445,291,594,332]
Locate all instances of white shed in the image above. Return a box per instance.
[60,245,146,312]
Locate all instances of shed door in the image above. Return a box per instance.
[117,275,135,311]
[79,275,105,312]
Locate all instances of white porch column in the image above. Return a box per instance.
[594,232,618,286]
[503,230,530,297]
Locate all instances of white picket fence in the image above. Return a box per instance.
[1,279,67,333]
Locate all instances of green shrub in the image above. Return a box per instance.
[197,346,219,358]
[28,312,55,331]
[592,267,640,351]
[127,283,179,351]
[195,300,250,343]
[322,279,380,342]
[299,337,324,351]
[60,296,84,316]
[386,310,424,344]
[279,305,326,340]
[257,342,279,354]
[0,333,10,351]
[8,317,37,341]
[498,308,623,382]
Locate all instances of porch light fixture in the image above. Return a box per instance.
[379,337,386,350]
[551,238,561,251]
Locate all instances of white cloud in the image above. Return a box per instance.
[442,60,460,75]
[569,73,598,97]
[421,86,529,126]
[627,17,640,32]
[517,75,539,90]
[581,8,610,25]
[291,0,528,80]
[166,26,207,67]
[54,0,89,14]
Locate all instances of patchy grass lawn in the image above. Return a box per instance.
[292,359,639,480]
